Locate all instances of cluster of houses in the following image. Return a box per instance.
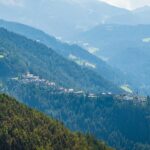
[115,94,147,103]
[18,72,83,94]
[12,72,148,103]
[21,72,56,87]
[18,72,100,97]
[12,72,56,89]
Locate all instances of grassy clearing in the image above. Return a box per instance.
[121,84,133,93]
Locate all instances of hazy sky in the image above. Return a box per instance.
[100,0,150,10]
[0,0,150,10]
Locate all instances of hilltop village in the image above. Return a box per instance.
[11,72,147,103]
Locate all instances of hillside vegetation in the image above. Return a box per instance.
[4,80,150,150]
[0,94,113,150]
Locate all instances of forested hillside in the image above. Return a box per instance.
[0,94,113,150]
[4,80,150,150]
[0,28,121,93]
[0,19,126,86]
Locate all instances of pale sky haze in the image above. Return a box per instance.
[0,0,149,10]
[100,0,150,10]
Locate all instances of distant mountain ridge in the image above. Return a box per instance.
[0,0,129,39]
[0,0,149,39]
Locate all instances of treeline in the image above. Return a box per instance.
[5,81,150,150]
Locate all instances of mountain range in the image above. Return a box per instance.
[0,0,127,38]
[0,1,150,149]
[0,19,150,150]
[0,0,149,40]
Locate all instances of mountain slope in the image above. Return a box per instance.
[0,28,121,93]
[0,19,126,85]
[0,93,113,150]
[76,24,150,94]
[3,80,150,150]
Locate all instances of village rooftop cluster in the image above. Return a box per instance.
[12,72,147,102]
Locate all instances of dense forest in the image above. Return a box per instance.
[0,94,113,150]
[4,80,150,150]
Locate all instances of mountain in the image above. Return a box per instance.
[0,93,113,150]
[75,24,150,95]
[0,0,129,39]
[0,28,122,93]
[0,19,127,87]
